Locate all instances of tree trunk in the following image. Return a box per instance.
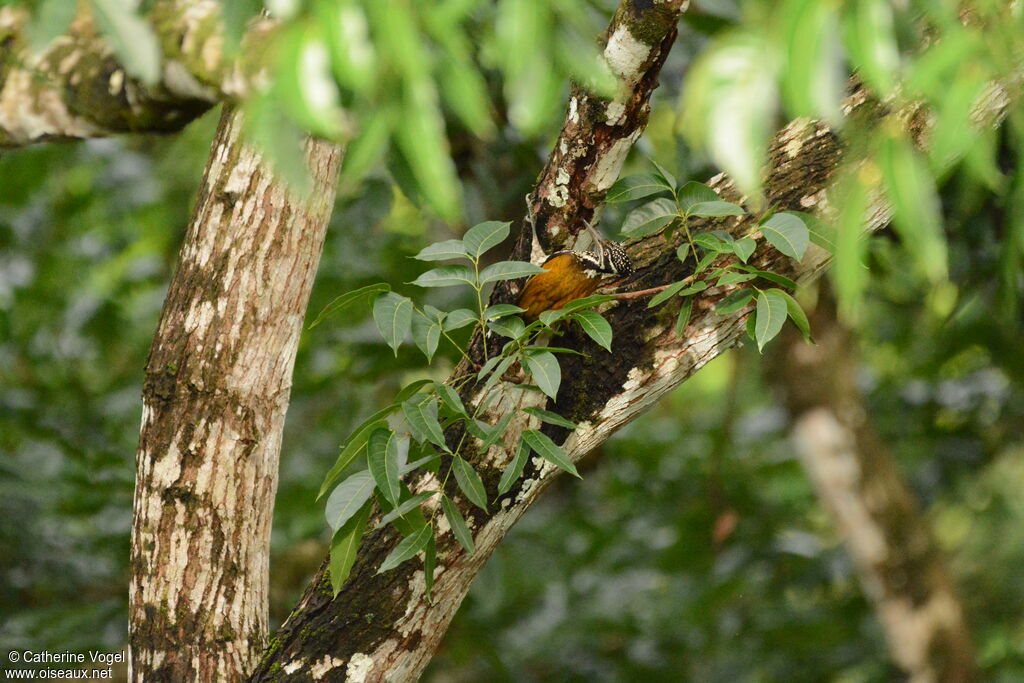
[128,106,342,681]
[770,293,978,682]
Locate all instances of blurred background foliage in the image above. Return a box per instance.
[2,0,1024,680]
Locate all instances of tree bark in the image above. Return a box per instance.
[770,293,978,682]
[128,106,342,681]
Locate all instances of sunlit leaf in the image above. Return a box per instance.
[463,221,511,259]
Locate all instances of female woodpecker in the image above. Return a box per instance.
[517,224,633,321]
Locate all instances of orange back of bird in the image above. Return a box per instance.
[517,252,602,322]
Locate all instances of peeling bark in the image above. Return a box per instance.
[128,107,342,681]
[0,2,269,146]
[770,294,978,683]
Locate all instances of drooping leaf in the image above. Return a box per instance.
[621,198,679,237]
[373,292,413,354]
[689,201,746,217]
[498,441,531,495]
[443,308,478,331]
[394,379,434,404]
[649,158,678,190]
[572,311,613,351]
[452,457,488,510]
[414,239,469,262]
[715,288,755,315]
[325,470,377,531]
[329,500,372,596]
[463,221,512,259]
[774,289,813,343]
[28,0,78,52]
[761,213,810,260]
[780,0,844,123]
[402,397,448,450]
[423,534,437,599]
[377,523,432,574]
[441,494,476,554]
[411,265,478,288]
[841,0,899,96]
[309,283,390,329]
[675,298,693,335]
[606,174,672,203]
[677,181,720,215]
[435,384,467,416]
[484,304,527,320]
[318,405,399,500]
[368,429,406,507]
[754,288,788,352]
[480,414,514,451]
[379,491,437,527]
[523,407,577,429]
[523,351,562,399]
[648,281,689,308]
[411,311,441,363]
[733,238,757,263]
[521,430,580,478]
[89,0,161,85]
[480,261,547,284]
[488,316,527,340]
[481,356,516,393]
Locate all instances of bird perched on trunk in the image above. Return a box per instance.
[517,222,633,322]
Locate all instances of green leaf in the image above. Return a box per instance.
[572,311,613,352]
[368,429,407,507]
[441,494,476,554]
[678,281,709,296]
[435,384,467,416]
[774,289,813,343]
[693,250,718,275]
[761,213,810,260]
[373,292,413,355]
[780,0,843,123]
[498,441,531,495]
[320,0,375,93]
[694,233,733,254]
[484,304,527,320]
[411,311,442,363]
[606,174,672,203]
[648,281,688,308]
[443,309,478,331]
[675,298,693,335]
[523,407,577,430]
[338,109,391,186]
[488,316,527,339]
[621,198,679,237]
[463,221,512,259]
[521,430,580,478]
[452,457,488,510]
[309,283,390,329]
[394,379,434,404]
[677,181,719,215]
[379,491,437,527]
[482,355,516,393]
[402,397,448,450]
[715,289,755,315]
[480,261,547,284]
[841,0,899,96]
[676,243,691,265]
[411,265,478,288]
[783,211,835,253]
[414,239,469,262]
[89,0,161,85]
[329,500,371,596]
[318,406,397,500]
[377,523,432,574]
[556,294,617,314]
[278,23,344,138]
[736,267,798,290]
[649,158,677,190]
[746,311,757,341]
[689,201,745,217]
[877,132,947,282]
[28,0,77,52]
[401,452,440,476]
[833,170,869,321]
[717,271,757,287]
[733,238,756,263]
[480,414,514,451]
[524,351,562,399]
[754,288,788,352]
[325,470,377,531]
[423,533,436,599]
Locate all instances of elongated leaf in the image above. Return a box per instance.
[325,470,376,531]
[675,298,693,335]
[841,0,899,96]
[482,356,516,393]
[379,491,437,527]
[444,308,478,331]
[435,384,467,416]
[781,0,843,123]
[373,292,413,354]
[377,523,432,573]
[452,457,488,510]
[572,311,613,351]
[607,174,672,203]
[480,261,546,284]
[650,158,677,190]
[785,211,835,253]
[523,407,577,429]
[481,414,514,451]
[411,311,441,363]
[485,304,527,320]
[498,441,531,495]
[403,397,448,450]
[715,288,755,315]
[677,181,719,214]
[736,266,798,290]
[774,289,813,343]
[754,288,788,352]
[488,316,526,339]
[414,239,468,262]
[90,0,161,85]
[441,494,475,553]
[394,379,434,404]
[464,221,511,259]
[648,281,689,308]
[690,201,745,217]
[717,271,756,286]
[29,0,77,51]
[622,198,679,237]
[694,233,732,254]
[423,533,437,599]
[521,430,580,478]
[733,238,756,263]
[329,501,371,595]
[411,265,478,288]
[309,283,390,329]
[368,429,406,507]
[761,213,810,260]
[557,294,617,314]
[524,351,561,399]
[401,452,440,475]
[318,405,398,500]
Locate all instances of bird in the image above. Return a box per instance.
[517,222,633,322]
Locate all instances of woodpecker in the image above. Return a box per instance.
[517,222,633,322]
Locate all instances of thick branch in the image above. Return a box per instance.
[128,107,341,681]
[770,294,977,682]
[0,2,266,145]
